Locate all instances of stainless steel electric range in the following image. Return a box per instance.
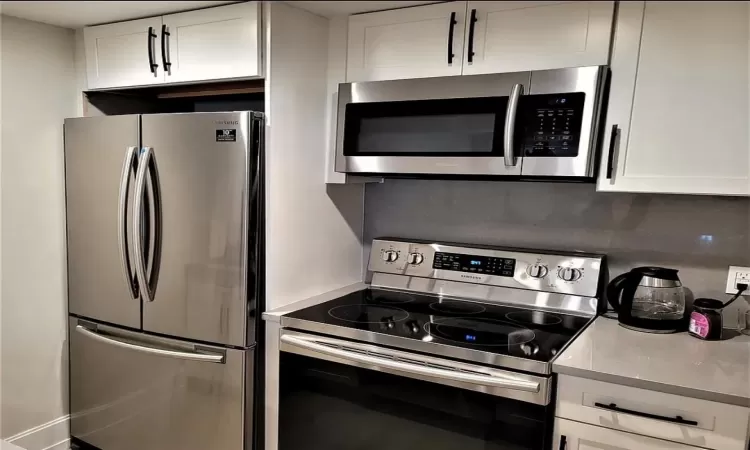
[278,238,605,450]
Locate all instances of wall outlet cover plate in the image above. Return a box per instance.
[725,265,750,294]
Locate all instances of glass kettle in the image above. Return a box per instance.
[607,267,686,333]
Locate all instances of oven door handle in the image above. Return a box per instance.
[280,334,540,393]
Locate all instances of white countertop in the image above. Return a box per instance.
[262,282,367,322]
[553,316,750,407]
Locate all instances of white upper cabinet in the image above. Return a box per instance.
[84,17,165,90]
[462,1,615,75]
[346,2,466,82]
[598,1,750,196]
[345,1,615,82]
[162,2,261,84]
[83,2,262,90]
[554,418,706,450]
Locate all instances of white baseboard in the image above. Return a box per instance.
[6,416,69,450]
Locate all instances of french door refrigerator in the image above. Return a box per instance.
[63,112,264,450]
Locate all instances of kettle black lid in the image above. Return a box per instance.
[632,266,680,280]
[693,298,724,309]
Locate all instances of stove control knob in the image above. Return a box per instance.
[382,250,399,262]
[403,320,421,335]
[406,252,424,265]
[527,264,548,278]
[558,267,582,282]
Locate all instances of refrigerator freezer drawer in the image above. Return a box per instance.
[69,317,253,450]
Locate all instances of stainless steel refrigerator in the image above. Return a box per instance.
[64,112,264,450]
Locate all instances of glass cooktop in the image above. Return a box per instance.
[284,288,593,365]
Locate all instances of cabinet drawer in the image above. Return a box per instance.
[556,375,749,450]
[554,417,707,450]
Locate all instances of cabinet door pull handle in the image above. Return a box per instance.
[161,24,172,75]
[147,26,158,75]
[605,124,618,179]
[559,435,567,450]
[447,12,457,64]
[594,402,699,426]
[467,9,477,64]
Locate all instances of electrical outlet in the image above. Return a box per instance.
[725,266,750,294]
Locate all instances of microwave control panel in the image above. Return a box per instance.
[520,93,586,158]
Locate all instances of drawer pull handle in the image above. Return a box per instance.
[594,402,698,426]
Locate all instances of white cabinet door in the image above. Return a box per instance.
[346,2,467,82]
[462,1,614,75]
[84,17,165,90]
[598,1,750,195]
[554,418,706,450]
[163,2,262,84]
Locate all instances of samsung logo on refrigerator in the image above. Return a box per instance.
[215,120,239,125]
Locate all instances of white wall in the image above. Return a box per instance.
[0,14,77,450]
[263,5,365,449]
[264,2,364,312]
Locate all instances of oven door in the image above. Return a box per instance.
[278,330,553,450]
[335,72,530,177]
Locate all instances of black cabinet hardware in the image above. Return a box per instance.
[147,26,158,74]
[559,435,567,450]
[594,402,699,426]
[161,24,172,74]
[605,124,618,179]
[467,9,477,63]
[448,12,457,64]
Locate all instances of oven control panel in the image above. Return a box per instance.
[520,93,585,158]
[369,238,603,298]
[433,252,516,277]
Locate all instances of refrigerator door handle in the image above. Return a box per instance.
[146,147,163,302]
[118,146,139,299]
[75,324,225,363]
[133,147,156,303]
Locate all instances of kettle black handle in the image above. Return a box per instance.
[606,272,638,312]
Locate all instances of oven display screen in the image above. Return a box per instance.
[433,252,516,277]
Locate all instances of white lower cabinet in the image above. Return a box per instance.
[597,0,750,195]
[555,375,750,450]
[553,418,706,450]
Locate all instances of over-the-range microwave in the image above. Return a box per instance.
[334,66,608,179]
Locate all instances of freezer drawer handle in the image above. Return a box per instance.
[118,146,139,299]
[280,334,539,392]
[76,325,225,363]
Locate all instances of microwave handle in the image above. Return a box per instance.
[504,83,523,167]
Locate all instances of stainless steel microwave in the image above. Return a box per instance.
[334,66,607,178]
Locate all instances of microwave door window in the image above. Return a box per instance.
[358,114,495,154]
[343,97,506,157]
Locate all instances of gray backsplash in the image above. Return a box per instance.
[364,179,750,325]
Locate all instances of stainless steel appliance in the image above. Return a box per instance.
[64,112,264,450]
[607,267,686,333]
[335,66,607,178]
[278,238,605,450]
